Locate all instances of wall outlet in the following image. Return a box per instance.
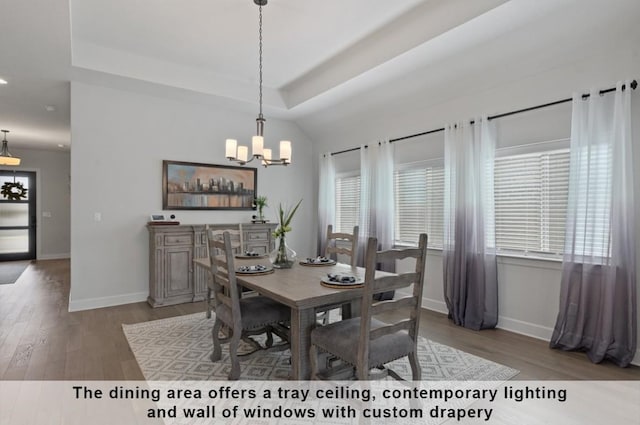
[42,211,52,218]
[94,212,102,222]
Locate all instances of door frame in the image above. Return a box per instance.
[0,166,41,261]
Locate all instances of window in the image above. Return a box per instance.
[393,164,444,248]
[335,175,360,234]
[337,147,573,259]
[493,148,570,257]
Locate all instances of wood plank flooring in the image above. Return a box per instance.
[1,259,638,380]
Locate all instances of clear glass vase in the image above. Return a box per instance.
[270,235,296,269]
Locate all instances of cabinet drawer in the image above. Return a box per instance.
[245,231,269,242]
[164,233,194,246]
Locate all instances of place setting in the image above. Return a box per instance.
[235,264,274,276]
[299,256,337,267]
[235,249,268,259]
[320,272,364,289]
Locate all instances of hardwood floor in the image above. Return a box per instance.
[1,259,638,380]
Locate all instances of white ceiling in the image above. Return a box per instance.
[0,0,639,150]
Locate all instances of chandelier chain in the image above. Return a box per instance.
[258,4,263,117]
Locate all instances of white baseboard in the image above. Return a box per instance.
[419,297,640,366]
[421,296,554,341]
[496,316,554,341]
[422,297,448,315]
[68,291,148,312]
[38,253,70,260]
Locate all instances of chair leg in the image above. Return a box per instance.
[408,351,421,380]
[228,332,241,380]
[206,287,212,319]
[356,365,368,380]
[265,328,274,348]
[309,345,319,380]
[211,318,222,361]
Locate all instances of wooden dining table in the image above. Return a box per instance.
[193,256,393,380]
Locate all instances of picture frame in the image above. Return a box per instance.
[162,160,257,210]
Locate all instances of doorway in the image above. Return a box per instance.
[0,170,36,261]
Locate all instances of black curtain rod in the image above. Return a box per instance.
[331,79,637,156]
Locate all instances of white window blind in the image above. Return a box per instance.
[394,165,444,248]
[335,175,360,234]
[494,148,570,257]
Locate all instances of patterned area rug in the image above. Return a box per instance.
[123,312,519,381]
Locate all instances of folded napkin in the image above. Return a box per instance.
[238,264,268,272]
[326,273,356,283]
[306,256,331,263]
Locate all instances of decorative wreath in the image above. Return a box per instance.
[1,181,28,200]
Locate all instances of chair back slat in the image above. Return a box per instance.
[370,295,417,315]
[325,225,359,267]
[372,273,420,293]
[369,319,412,341]
[375,247,424,262]
[327,247,353,257]
[209,227,243,255]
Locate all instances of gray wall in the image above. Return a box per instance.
[69,81,314,311]
[2,147,71,259]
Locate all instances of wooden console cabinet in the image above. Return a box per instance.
[147,223,276,307]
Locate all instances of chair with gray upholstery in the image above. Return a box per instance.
[309,233,428,380]
[209,231,290,380]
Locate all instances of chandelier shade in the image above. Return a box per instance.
[0,130,21,166]
[224,0,291,167]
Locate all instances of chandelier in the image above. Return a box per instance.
[0,130,21,166]
[225,0,291,167]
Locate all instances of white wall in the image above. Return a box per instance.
[3,147,71,259]
[311,47,640,365]
[70,82,314,311]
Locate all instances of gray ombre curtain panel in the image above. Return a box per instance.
[317,153,336,255]
[357,141,395,273]
[443,117,498,330]
[550,81,636,367]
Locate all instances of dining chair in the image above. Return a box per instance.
[324,224,359,267]
[316,225,360,325]
[309,233,428,380]
[209,231,290,380]
[205,225,243,318]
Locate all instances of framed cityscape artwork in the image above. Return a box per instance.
[162,160,257,210]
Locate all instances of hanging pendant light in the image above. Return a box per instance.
[225,0,291,167]
[0,130,21,166]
